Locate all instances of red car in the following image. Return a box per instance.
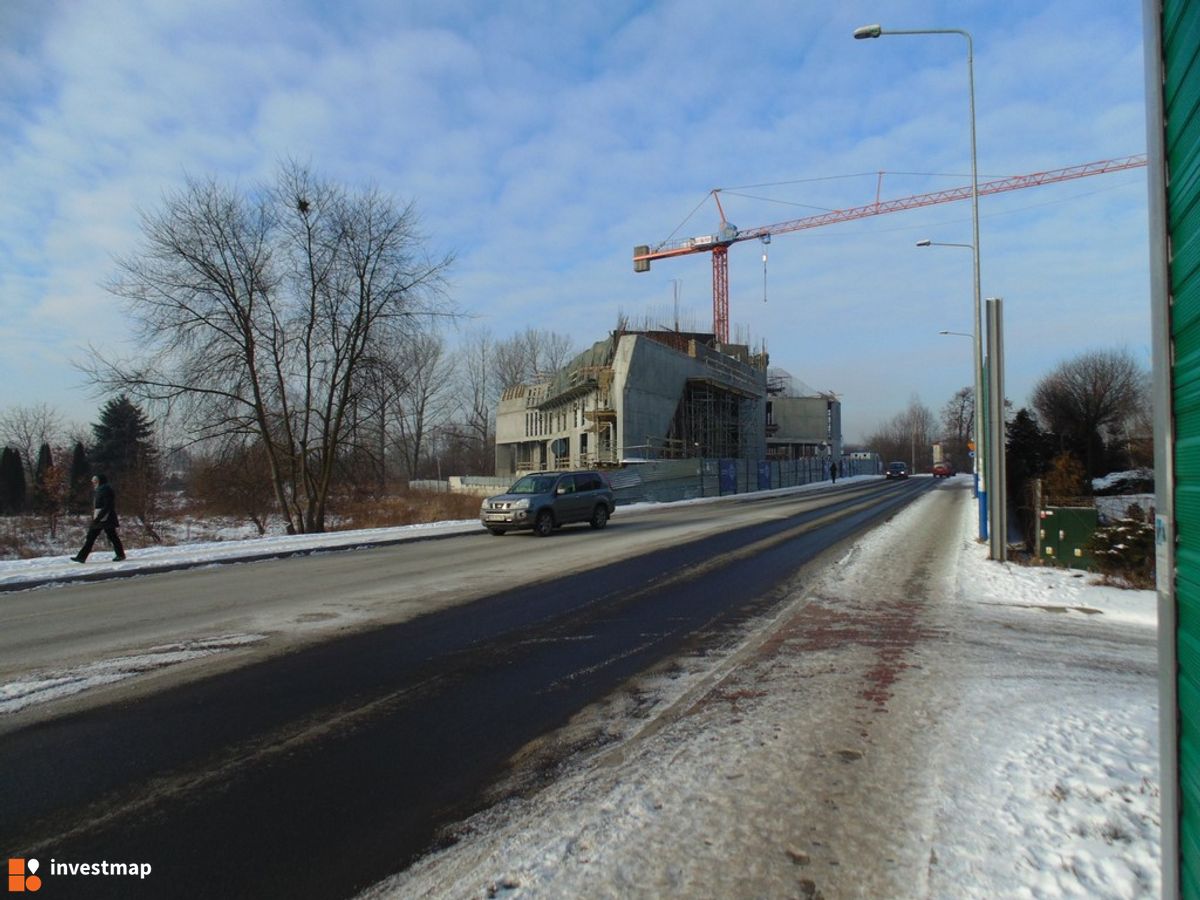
[932,462,955,478]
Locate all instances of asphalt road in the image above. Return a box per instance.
[0,478,932,898]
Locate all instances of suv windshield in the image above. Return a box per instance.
[508,474,558,494]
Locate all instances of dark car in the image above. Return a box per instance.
[885,461,909,479]
[480,471,615,537]
[932,462,955,478]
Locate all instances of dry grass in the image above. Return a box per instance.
[331,491,483,530]
[0,490,486,560]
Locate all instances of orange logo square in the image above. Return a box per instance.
[6,859,41,892]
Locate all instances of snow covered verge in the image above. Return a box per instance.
[361,484,1159,899]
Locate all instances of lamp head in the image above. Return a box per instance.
[854,24,883,39]
[916,239,932,247]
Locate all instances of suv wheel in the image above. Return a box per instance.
[589,505,609,530]
[533,509,554,537]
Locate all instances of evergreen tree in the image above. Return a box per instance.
[1006,409,1056,548]
[0,447,26,514]
[68,442,91,514]
[32,442,53,513]
[91,396,157,477]
[90,395,159,525]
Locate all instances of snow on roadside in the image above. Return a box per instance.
[920,497,1160,899]
[0,479,876,590]
[0,633,269,714]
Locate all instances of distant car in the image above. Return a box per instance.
[885,461,909,479]
[480,471,615,537]
[932,462,955,478]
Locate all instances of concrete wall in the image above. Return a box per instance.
[614,335,691,458]
[494,333,769,476]
[767,397,842,458]
[772,397,829,441]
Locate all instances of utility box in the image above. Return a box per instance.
[1039,506,1099,571]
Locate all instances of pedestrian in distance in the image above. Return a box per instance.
[830,461,838,484]
[71,473,126,563]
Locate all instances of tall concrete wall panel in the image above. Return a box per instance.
[613,335,692,459]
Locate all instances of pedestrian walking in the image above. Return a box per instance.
[830,461,838,484]
[71,473,126,562]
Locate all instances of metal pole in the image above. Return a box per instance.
[1143,0,1178,890]
[857,26,985,541]
[965,32,988,545]
[986,297,1006,561]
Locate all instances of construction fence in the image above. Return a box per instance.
[414,456,870,506]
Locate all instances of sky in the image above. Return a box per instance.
[0,0,1150,444]
[0,479,1160,896]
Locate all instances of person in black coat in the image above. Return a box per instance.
[71,473,126,562]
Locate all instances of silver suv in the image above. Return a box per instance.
[480,471,616,537]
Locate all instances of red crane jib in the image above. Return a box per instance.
[633,154,1147,344]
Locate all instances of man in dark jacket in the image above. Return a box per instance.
[71,473,126,562]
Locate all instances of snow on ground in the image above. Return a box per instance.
[0,633,268,714]
[927,500,1158,898]
[0,478,1160,897]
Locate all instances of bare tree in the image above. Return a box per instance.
[0,404,63,482]
[84,164,454,533]
[456,328,499,475]
[490,328,576,392]
[392,332,454,480]
[1030,348,1145,479]
[523,328,575,379]
[940,385,974,466]
[866,396,937,471]
[491,334,530,396]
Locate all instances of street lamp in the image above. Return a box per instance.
[860,23,987,547]
[921,238,981,503]
[938,330,972,338]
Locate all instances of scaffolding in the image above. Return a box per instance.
[668,378,760,459]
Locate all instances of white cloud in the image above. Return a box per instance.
[0,0,1151,442]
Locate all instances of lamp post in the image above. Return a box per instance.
[922,238,982,507]
[858,23,986,544]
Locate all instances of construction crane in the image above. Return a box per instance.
[633,154,1148,343]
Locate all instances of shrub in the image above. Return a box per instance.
[1086,518,1154,588]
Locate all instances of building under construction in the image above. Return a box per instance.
[494,328,770,476]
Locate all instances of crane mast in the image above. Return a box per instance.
[633,154,1147,343]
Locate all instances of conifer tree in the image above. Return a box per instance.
[90,396,159,526]
[0,447,25,514]
[32,442,53,513]
[91,396,156,478]
[68,442,91,514]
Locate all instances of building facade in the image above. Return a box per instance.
[495,330,770,477]
[765,395,844,460]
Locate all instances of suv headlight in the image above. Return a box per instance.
[511,498,530,510]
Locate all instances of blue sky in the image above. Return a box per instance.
[0,0,1148,443]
